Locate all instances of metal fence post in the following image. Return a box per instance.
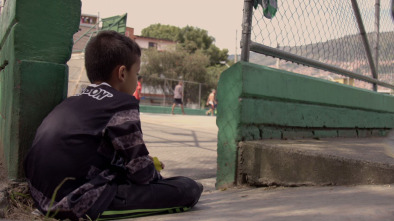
[199,83,201,109]
[163,79,167,106]
[374,0,380,78]
[241,0,254,62]
[351,0,378,91]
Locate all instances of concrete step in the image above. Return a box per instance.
[237,132,394,186]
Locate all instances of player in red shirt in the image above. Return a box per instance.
[133,76,143,102]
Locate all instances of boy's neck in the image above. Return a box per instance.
[92,81,112,87]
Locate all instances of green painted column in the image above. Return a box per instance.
[216,63,243,188]
[0,0,81,179]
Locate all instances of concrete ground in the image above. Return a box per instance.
[1,113,392,220]
[133,113,394,221]
[141,113,218,191]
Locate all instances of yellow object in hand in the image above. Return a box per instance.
[153,157,162,172]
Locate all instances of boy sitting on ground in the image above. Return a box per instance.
[24,30,203,220]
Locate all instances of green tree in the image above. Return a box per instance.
[141,24,181,41]
[141,24,229,65]
[141,49,184,79]
[140,48,210,104]
[205,44,229,66]
[177,26,228,65]
[177,26,214,52]
[140,24,231,106]
[206,62,231,88]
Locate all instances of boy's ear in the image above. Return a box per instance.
[116,65,127,82]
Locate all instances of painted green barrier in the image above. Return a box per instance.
[0,0,81,179]
[216,61,394,188]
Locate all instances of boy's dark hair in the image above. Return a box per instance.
[138,76,143,81]
[85,30,141,83]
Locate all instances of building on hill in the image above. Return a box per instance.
[125,27,176,51]
[80,14,98,26]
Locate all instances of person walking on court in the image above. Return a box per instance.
[171,81,185,115]
[205,89,217,116]
[133,75,143,103]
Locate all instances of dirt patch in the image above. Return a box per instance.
[4,182,36,220]
[0,156,30,219]
[0,156,54,220]
[0,158,89,220]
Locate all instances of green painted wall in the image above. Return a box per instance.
[216,61,394,188]
[0,0,81,179]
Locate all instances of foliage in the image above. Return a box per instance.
[141,24,229,66]
[140,48,211,104]
[205,44,229,66]
[4,182,53,220]
[206,64,229,87]
[141,24,180,41]
[140,24,231,105]
[177,26,214,52]
[141,48,185,79]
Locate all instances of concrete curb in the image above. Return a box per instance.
[238,136,394,186]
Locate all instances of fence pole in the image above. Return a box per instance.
[163,79,166,106]
[374,0,380,77]
[241,0,253,62]
[198,83,201,109]
[351,0,378,91]
[182,81,185,105]
[97,12,100,33]
[235,29,238,63]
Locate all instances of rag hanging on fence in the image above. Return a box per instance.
[254,0,278,19]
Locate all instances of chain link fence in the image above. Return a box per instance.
[67,54,212,109]
[68,53,89,97]
[139,76,211,109]
[245,0,394,93]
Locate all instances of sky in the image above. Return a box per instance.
[81,0,244,55]
[81,0,393,54]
